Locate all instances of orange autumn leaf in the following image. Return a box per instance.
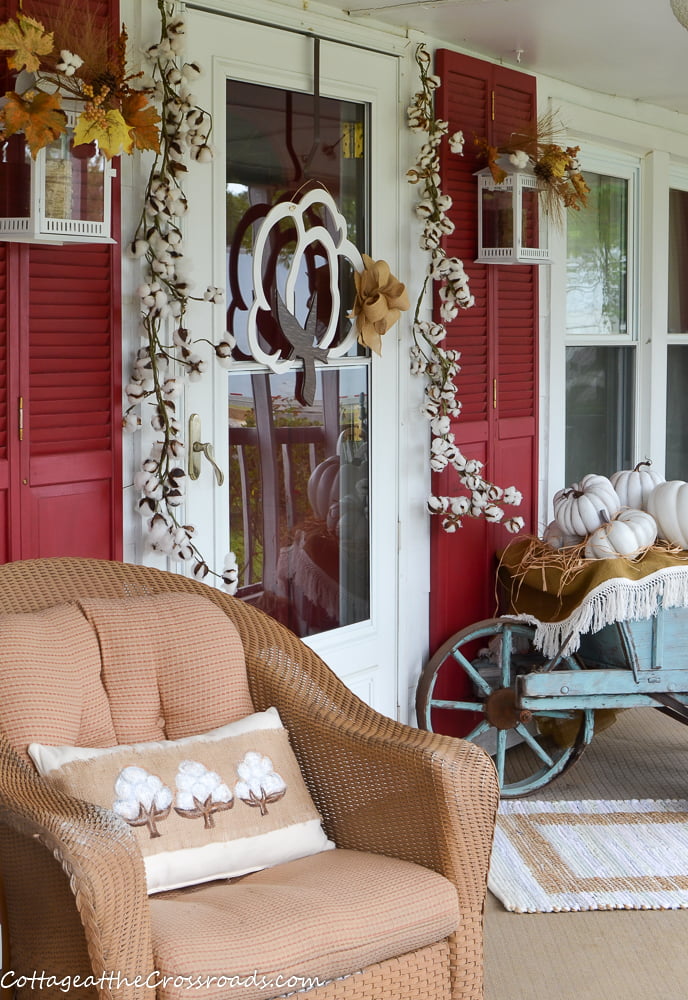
[0,13,53,73]
[486,145,507,185]
[121,92,161,153]
[3,91,67,158]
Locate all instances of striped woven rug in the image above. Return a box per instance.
[488,798,688,913]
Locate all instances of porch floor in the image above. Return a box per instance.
[484,706,688,1000]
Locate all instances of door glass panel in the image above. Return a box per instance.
[229,367,369,635]
[668,188,688,334]
[226,81,366,361]
[226,79,370,637]
[666,346,688,478]
[566,172,628,336]
[565,346,634,483]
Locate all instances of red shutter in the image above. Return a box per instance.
[0,247,7,464]
[0,247,8,563]
[0,0,122,563]
[491,68,538,544]
[428,51,538,727]
[29,246,113,456]
[21,241,120,561]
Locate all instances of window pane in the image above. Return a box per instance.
[566,172,628,336]
[229,367,369,636]
[668,189,688,334]
[226,80,367,361]
[666,346,688,477]
[565,346,634,483]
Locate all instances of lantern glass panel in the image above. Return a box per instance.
[0,134,31,218]
[521,185,540,249]
[482,187,513,248]
[44,134,106,223]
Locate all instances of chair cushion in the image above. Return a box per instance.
[79,593,254,743]
[0,603,116,757]
[149,848,459,1000]
[29,708,333,893]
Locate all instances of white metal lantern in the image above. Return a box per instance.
[0,103,116,244]
[475,156,551,264]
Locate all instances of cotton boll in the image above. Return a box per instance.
[125,382,146,403]
[165,488,184,508]
[147,514,169,543]
[176,760,207,789]
[113,798,141,820]
[162,378,183,398]
[262,772,286,796]
[122,413,141,433]
[192,560,209,581]
[165,66,183,86]
[167,466,186,487]
[136,496,157,518]
[128,239,149,258]
[191,144,214,163]
[173,327,192,347]
[214,341,234,368]
[182,61,202,81]
[153,531,175,555]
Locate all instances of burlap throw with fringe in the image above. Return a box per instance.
[498,537,688,656]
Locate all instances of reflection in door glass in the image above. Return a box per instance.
[226,80,367,362]
[226,78,371,637]
[229,367,369,635]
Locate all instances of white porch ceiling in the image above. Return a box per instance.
[312,0,688,117]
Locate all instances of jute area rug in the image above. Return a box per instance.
[488,798,688,913]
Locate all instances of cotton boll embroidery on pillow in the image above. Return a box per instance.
[28,707,334,893]
[235,752,287,815]
[113,753,289,837]
[113,765,173,838]
[174,760,234,829]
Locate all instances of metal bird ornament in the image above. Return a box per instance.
[274,291,329,407]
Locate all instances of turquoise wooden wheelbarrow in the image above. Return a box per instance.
[415,540,688,798]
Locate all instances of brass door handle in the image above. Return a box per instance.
[188,413,225,486]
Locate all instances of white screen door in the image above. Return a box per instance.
[184,11,401,718]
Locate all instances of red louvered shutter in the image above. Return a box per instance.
[0,247,8,562]
[428,51,538,717]
[21,244,120,559]
[0,0,122,562]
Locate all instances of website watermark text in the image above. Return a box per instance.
[0,970,327,993]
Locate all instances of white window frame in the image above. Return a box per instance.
[661,161,688,477]
[545,145,641,512]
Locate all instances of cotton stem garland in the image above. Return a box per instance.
[123,0,238,592]
[407,44,524,534]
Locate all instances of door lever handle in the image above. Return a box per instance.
[188,413,225,486]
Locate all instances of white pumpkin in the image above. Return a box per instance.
[610,460,665,511]
[553,474,621,537]
[542,520,583,550]
[307,455,340,520]
[584,508,657,560]
[647,480,688,548]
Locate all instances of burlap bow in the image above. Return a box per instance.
[351,254,410,355]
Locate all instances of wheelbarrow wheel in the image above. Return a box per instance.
[416,618,594,797]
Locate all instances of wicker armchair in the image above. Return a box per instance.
[0,558,499,1000]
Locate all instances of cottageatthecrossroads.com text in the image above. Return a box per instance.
[0,971,327,992]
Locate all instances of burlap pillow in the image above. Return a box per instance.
[29,708,334,893]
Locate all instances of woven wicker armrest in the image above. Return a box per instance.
[289,710,498,893]
[281,707,499,1000]
[0,737,153,1000]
